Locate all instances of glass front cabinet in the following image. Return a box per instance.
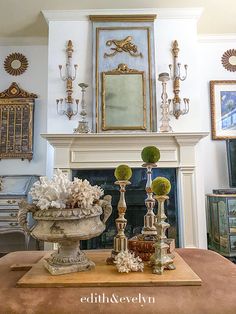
[207,194,236,258]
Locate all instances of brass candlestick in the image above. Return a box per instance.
[141,163,157,238]
[107,180,130,264]
[150,195,175,274]
[74,83,90,133]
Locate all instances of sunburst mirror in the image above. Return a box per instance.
[221,49,236,72]
[4,52,28,76]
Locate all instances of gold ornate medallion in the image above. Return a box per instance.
[4,52,28,76]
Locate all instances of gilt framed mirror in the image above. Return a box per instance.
[90,15,157,132]
[102,64,146,131]
[221,49,236,72]
[4,53,28,76]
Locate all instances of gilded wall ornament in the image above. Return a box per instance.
[0,82,37,161]
[4,53,28,76]
[221,49,236,72]
[104,36,143,58]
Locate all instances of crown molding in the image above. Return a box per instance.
[0,37,47,46]
[42,8,203,24]
[198,34,236,43]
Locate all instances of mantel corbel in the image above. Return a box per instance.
[174,132,209,147]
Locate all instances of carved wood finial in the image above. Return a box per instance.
[172,40,179,58]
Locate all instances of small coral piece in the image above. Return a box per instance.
[141,146,160,163]
[151,177,171,196]
[114,251,144,273]
[114,164,132,181]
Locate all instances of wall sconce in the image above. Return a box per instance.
[158,72,172,132]
[168,40,189,119]
[56,40,79,120]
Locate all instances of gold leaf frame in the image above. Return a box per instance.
[93,25,154,132]
[4,52,28,76]
[210,80,236,140]
[221,49,236,72]
[0,83,37,161]
[102,64,146,131]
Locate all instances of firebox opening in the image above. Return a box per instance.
[72,168,178,250]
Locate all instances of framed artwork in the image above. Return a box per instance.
[210,80,236,139]
[101,64,146,130]
[90,15,157,132]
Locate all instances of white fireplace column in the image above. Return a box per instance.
[41,132,208,249]
[175,135,203,248]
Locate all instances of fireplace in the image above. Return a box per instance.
[72,168,178,250]
[41,132,208,249]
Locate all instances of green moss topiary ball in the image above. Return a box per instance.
[114,164,132,181]
[151,177,171,196]
[141,146,160,163]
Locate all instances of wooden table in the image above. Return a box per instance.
[0,248,236,314]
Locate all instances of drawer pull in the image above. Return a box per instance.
[10,213,18,218]
[7,200,17,204]
[9,222,18,227]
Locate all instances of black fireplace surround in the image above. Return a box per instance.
[72,168,178,249]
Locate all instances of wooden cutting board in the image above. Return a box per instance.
[17,250,202,287]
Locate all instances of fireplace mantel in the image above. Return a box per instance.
[41,132,208,169]
[41,132,209,249]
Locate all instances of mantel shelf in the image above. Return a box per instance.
[41,132,209,147]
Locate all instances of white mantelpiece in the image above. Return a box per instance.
[41,132,208,250]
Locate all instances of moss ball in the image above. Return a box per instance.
[141,146,160,163]
[151,177,171,196]
[114,164,132,181]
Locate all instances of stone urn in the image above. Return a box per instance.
[18,195,112,275]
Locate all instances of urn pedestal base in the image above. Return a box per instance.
[44,258,95,275]
[43,240,96,275]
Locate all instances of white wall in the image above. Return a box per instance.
[0,45,48,176]
[198,38,236,193]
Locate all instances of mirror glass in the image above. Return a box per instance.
[103,73,146,130]
[11,60,22,69]
[229,56,236,65]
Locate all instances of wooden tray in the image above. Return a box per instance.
[17,250,202,287]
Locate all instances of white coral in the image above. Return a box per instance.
[30,170,72,210]
[114,251,144,273]
[71,178,104,209]
[30,169,104,211]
